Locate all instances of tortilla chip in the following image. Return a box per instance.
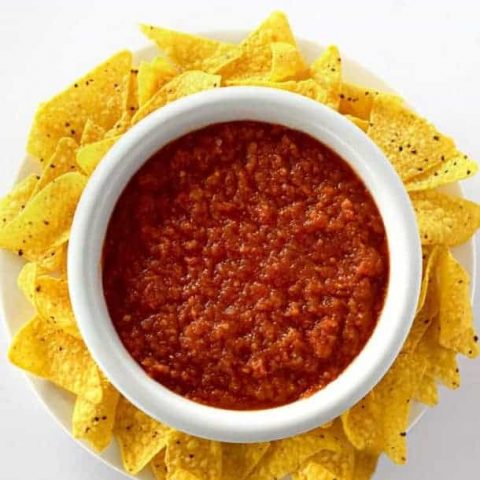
[8,316,102,402]
[352,451,379,480]
[417,319,460,389]
[339,82,379,120]
[72,377,120,451]
[123,69,139,115]
[298,421,355,480]
[0,175,38,229]
[105,111,131,138]
[414,372,438,406]
[37,241,68,273]
[437,248,479,358]
[76,136,119,175]
[222,442,270,480]
[31,137,79,197]
[170,470,202,480]
[219,11,296,80]
[80,119,106,145]
[406,153,478,191]
[27,51,132,161]
[416,246,440,313]
[245,429,340,480]
[141,25,240,74]
[368,94,459,181]
[132,71,221,124]
[17,262,39,304]
[410,190,480,246]
[137,57,178,106]
[226,78,327,104]
[114,397,169,474]
[0,172,86,259]
[342,353,426,464]
[33,275,79,337]
[165,430,222,480]
[311,45,342,109]
[270,42,309,81]
[345,114,369,132]
[151,450,168,480]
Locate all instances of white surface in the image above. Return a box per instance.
[0,0,479,478]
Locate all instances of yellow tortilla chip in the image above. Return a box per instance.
[0,172,86,259]
[141,25,240,74]
[416,319,460,389]
[114,397,169,474]
[245,429,340,480]
[72,377,120,451]
[222,442,270,480]
[8,316,102,402]
[311,45,342,109]
[76,136,119,175]
[151,450,167,480]
[170,469,202,480]
[352,451,379,480]
[31,137,79,197]
[105,111,131,138]
[166,430,222,480]
[27,51,132,161]
[270,42,309,81]
[414,372,438,406]
[406,153,478,192]
[17,262,39,304]
[36,241,68,273]
[226,78,327,104]
[0,175,38,229]
[132,71,221,124]
[368,94,458,181]
[437,248,479,358]
[137,57,178,106]
[80,119,106,145]
[339,82,379,120]
[416,246,440,313]
[345,114,369,132]
[410,190,480,246]
[342,352,426,464]
[299,421,355,480]
[122,69,139,116]
[33,275,79,337]
[219,11,296,80]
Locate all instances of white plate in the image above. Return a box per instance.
[0,30,475,480]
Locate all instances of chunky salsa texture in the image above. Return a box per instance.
[103,121,389,410]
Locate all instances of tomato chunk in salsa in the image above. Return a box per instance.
[103,121,389,410]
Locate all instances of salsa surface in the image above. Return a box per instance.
[103,121,389,410]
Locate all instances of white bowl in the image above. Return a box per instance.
[68,86,422,443]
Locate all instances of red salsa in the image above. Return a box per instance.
[103,121,389,410]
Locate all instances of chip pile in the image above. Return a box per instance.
[2,10,480,480]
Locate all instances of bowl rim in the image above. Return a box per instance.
[68,86,422,443]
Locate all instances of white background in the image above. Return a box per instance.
[1,0,479,479]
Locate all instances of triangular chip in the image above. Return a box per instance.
[311,45,342,109]
[165,431,222,480]
[406,152,478,191]
[114,397,169,474]
[31,137,79,197]
[151,450,168,480]
[414,372,438,406]
[222,442,270,480]
[0,172,87,259]
[72,377,120,452]
[141,25,240,74]
[8,316,102,402]
[245,429,340,480]
[132,71,221,124]
[339,82,379,120]
[352,450,379,480]
[27,51,132,161]
[137,57,178,106]
[437,248,479,358]
[0,175,38,229]
[219,11,296,80]
[368,94,459,181]
[344,114,369,132]
[270,42,309,81]
[76,136,119,175]
[410,190,480,246]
